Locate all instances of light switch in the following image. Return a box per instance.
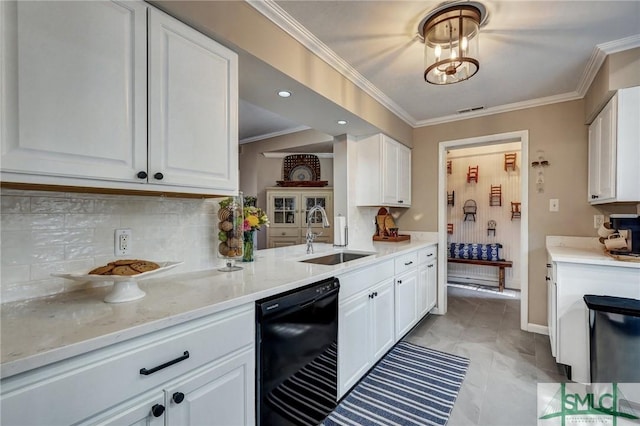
[549,199,559,212]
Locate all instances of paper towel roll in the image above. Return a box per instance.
[334,215,347,246]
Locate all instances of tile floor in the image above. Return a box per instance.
[404,284,569,426]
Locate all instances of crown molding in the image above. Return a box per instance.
[246,0,417,126]
[576,34,640,97]
[598,33,640,54]
[239,125,310,144]
[247,0,639,130]
[416,91,583,127]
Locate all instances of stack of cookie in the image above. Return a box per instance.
[89,260,160,276]
[218,204,243,258]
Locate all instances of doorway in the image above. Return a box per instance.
[436,130,529,331]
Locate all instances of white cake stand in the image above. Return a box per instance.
[54,261,183,303]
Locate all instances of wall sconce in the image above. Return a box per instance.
[531,150,550,193]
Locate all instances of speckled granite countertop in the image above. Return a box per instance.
[0,240,437,379]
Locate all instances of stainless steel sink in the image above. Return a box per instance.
[300,252,373,265]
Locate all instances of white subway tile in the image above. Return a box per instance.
[1,246,65,266]
[30,259,95,281]
[31,197,95,214]
[1,213,65,230]
[1,265,30,284]
[65,244,113,260]
[64,214,120,229]
[0,196,31,213]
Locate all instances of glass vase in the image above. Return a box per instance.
[217,192,244,272]
[242,230,255,262]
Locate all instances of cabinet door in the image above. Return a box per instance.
[78,392,165,426]
[395,270,418,339]
[302,193,333,231]
[1,1,147,182]
[426,261,437,312]
[417,264,428,318]
[370,279,395,362]
[382,138,399,205]
[148,8,238,192]
[338,293,371,398]
[588,97,616,203]
[268,193,301,228]
[397,144,412,206]
[547,276,557,359]
[166,347,254,426]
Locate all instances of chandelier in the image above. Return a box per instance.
[419,2,486,85]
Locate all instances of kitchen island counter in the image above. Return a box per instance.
[1,240,436,379]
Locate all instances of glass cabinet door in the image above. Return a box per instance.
[303,195,329,227]
[269,194,300,227]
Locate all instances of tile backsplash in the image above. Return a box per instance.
[1,189,223,303]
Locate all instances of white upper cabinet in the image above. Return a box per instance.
[1,1,239,196]
[356,134,412,207]
[588,86,640,204]
[0,1,147,182]
[148,9,238,192]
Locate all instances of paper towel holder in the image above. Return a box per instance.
[334,214,348,247]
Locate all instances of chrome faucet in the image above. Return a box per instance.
[306,205,330,254]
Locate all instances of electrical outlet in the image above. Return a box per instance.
[594,215,605,229]
[549,199,559,212]
[114,229,132,256]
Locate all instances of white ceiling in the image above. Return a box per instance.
[238,0,640,143]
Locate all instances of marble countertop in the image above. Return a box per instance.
[0,239,436,379]
[546,236,640,268]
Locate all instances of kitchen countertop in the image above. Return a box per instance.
[0,240,436,379]
[546,236,640,268]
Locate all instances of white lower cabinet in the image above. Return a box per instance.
[394,251,419,340]
[337,260,395,398]
[0,305,255,426]
[417,246,438,318]
[164,348,254,426]
[337,245,438,398]
[548,258,639,383]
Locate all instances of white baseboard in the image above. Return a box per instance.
[527,323,548,335]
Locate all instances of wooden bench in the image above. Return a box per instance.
[447,258,513,292]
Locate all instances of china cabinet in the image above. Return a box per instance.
[266,187,333,248]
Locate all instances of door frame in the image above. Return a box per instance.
[435,130,529,331]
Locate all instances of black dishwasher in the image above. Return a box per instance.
[256,277,339,426]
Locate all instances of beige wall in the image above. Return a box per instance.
[239,129,335,248]
[150,1,412,145]
[405,99,602,326]
[585,47,640,122]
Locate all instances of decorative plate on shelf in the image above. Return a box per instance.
[289,165,316,181]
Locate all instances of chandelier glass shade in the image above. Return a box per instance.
[421,4,482,85]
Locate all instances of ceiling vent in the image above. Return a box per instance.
[457,105,485,114]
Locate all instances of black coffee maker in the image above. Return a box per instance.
[609,214,640,255]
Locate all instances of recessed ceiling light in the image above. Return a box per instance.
[277,90,292,98]
[337,120,348,125]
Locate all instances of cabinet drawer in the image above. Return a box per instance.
[270,228,299,237]
[0,305,254,426]
[338,259,394,300]
[418,246,437,264]
[394,251,418,275]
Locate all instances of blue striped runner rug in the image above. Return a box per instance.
[323,341,469,426]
